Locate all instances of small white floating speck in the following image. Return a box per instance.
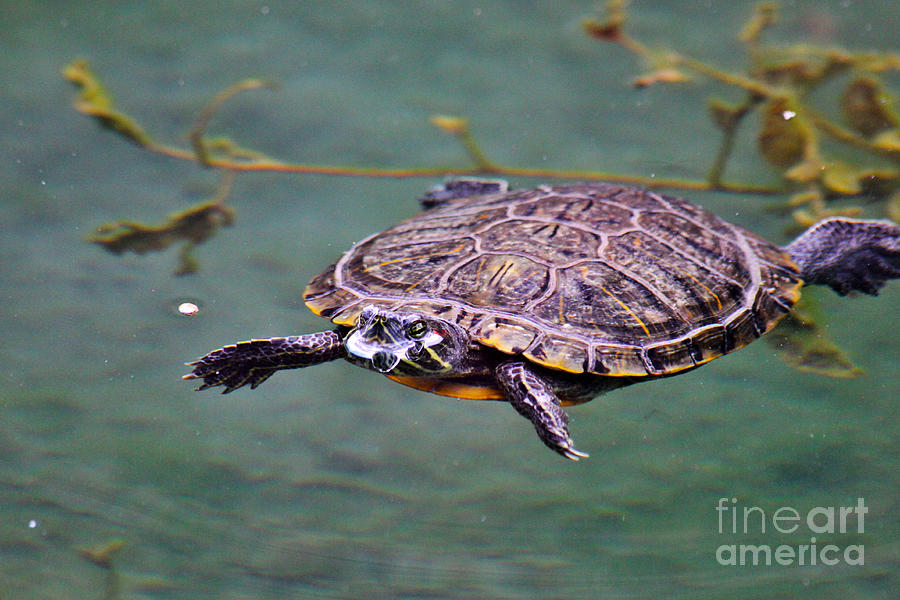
[178,302,200,316]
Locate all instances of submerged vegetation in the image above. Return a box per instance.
[86,173,235,276]
[75,538,125,600]
[584,0,900,227]
[65,2,900,270]
[64,1,897,378]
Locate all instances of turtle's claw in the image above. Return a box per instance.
[496,361,591,461]
[560,445,590,461]
[183,349,256,392]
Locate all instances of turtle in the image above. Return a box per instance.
[185,180,900,460]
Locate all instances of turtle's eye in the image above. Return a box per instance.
[407,320,428,339]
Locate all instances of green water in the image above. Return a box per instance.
[2,1,898,598]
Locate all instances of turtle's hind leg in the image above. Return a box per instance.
[496,361,589,461]
[418,178,508,208]
[786,218,900,295]
[185,330,344,393]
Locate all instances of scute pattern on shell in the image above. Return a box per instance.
[305,183,803,376]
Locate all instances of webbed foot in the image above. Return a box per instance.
[184,330,344,393]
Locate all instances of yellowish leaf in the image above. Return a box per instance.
[787,189,822,207]
[632,68,688,88]
[429,115,469,136]
[784,157,823,183]
[821,162,862,195]
[872,128,900,152]
[62,59,151,147]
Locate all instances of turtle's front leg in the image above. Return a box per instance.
[184,330,344,393]
[495,361,589,461]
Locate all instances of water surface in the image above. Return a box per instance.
[2,1,898,598]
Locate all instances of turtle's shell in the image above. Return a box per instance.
[305,183,802,378]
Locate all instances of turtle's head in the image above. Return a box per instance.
[344,305,465,375]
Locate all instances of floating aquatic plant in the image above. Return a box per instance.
[65,2,899,375]
[584,0,900,225]
[87,173,235,276]
[65,2,900,228]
